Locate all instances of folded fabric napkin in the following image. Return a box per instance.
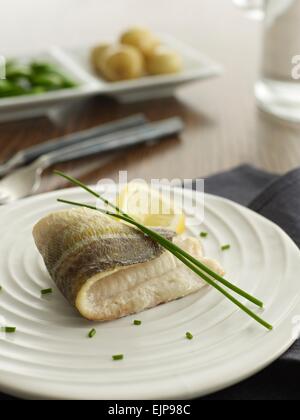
[200,165,300,400]
[1,165,299,400]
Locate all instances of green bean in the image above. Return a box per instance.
[30,62,57,74]
[6,66,31,80]
[0,80,25,97]
[0,59,78,98]
[29,73,64,89]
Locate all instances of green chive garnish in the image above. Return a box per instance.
[133,320,142,326]
[88,329,96,338]
[112,354,124,361]
[54,171,273,331]
[200,232,208,238]
[221,245,231,251]
[41,288,53,295]
[2,327,16,333]
[186,332,193,340]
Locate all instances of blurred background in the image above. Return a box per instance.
[0,0,299,194]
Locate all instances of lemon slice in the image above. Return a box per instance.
[117,182,186,234]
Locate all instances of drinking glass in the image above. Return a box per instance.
[234,0,300,122]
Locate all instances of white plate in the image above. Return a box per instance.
[0,35,221,122]
[0,187,299,400]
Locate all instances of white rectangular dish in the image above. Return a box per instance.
[0,35,222,122]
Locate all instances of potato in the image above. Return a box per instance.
[120,27,160,55]
[146,46,183,75]
[91,44,111,72]
[100,45,145,81]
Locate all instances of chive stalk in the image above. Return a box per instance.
[54,171,272,331]
[57,198,272,331]
[54,170,263,308]
[56,193,262,308]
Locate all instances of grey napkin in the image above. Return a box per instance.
[200,165,300,400]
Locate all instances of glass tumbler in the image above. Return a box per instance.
[234,0,300,123]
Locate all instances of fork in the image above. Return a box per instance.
[0,117,184,204]
[0,114,148,178]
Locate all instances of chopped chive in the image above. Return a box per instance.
[133,320,142,326]
[186,332,193,340]
[112,354,124,361]
[221,244,231,251]
[2,327,16,333]
[41,288,53,295]
[88,328,96,338]
[200,232,208,238]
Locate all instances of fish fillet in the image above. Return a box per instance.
[33,208,224,321]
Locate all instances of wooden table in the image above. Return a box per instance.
[1,0,300,194]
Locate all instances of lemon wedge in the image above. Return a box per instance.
[117,182,186,234]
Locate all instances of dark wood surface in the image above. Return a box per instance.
[1,0,300,195]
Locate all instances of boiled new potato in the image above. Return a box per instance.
[100,45,145,81]
[120,27,160,55]
[91,43,111,71]
[146,46,183,75]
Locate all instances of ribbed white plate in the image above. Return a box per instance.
[0,187,300,400]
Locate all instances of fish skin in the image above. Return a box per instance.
[33,208,175,306]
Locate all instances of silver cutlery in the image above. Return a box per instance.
[0,114,148,177]
[0,117,184,204]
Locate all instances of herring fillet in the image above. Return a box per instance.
[33,207,224,321]
[33,208,173,309]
